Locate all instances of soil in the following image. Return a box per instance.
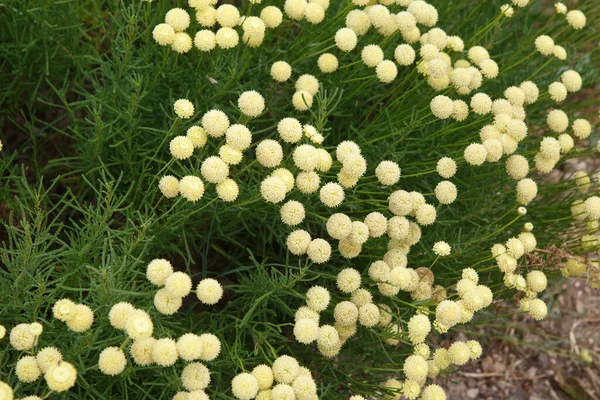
[445,278,600,400]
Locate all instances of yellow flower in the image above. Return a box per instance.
[165,8,190,32]
[45,361,77,392]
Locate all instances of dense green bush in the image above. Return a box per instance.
[0,0,599,399]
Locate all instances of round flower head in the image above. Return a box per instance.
[279,200,305,226]
[293,317,319,345]
[548,82,568,103]
[483,138,503,162]
[173,99,194,119]
[16,355,41,382]
[436,157,457,178]
[306,286,330,312]
[153,23,175,46]
[292,90,313,111]
[326,213,352,240]
[335,27,357,52]
[255,139,282,168]
[505,86,525,106]
[376,60,398,83]
[226,124,252,151]
[232,373,259,400]
[215,4,240,27]
[197,333,221,361]
[430,95,454,119]
[420,384,446,400]
[219,144,242,165]
[520,81,539,104]
[408,314,431,344]
[202,110,230,137]
[179,176,205,202]
[154,288,183,315]
[109,302,136,330]
[535,35,554,55]
[98,347,127,376]
[261,176,287,203]
[53,298,76,322]
[275,118,301,144]
[317,324,340,353]
[369,260,391,282]
[270,169,294,193]
[448,341,471,366]
[433,241,452,256]
[479,58,499,79]
[196,6,217,28]
[337,268,361,294]
[169,136,194,160]
[388,190,413,216]
[165,8,190,32]
[295,306,319,323]
[216,178,239,202]
[361,45,384,68]
[341,154,367,180]
[194,30,216,52]
[320,182,344,207]
[464,143,487,166]
[37,347,63,373]
[470,93,492,115]
[415,203,437,226]
[251,364,274,391]
[364,212,387,238]
[572,119,591,139]
[404,354,428,382]
[357,303,380,327]
[196,278,224,305]
[435,181,457,205]
[261,6,283,28]
[528,298,548,320]
[185,126,209,150]
[452,100,469,121]
[271,61,292,82]
[287,230,311,255]
[394,44,416,66]
[45,361,77,392]
[316,149,333,173]
[272,355,300,384]
[152,338,178,367]
[171,32,193,53]
[66,304,94,332]
[566,10,586,29]
[238,91,265,118]
[505,155,529,180]
[517,178,537,205]
[201,156,229,184]
[215,27,239,49]
[526,270,547,293]
[585,196,600,220]
[177,333,203,362]
[181,362,211,391]
[125,310,154,340]
[130,337,156,366]
[293,172,318,195]
[547,109,569,133]
[164,271,192,298]
[296,74,319,95]
[553,45,567,60]
[159,175,179,198]
[318,53,338,73]
[467,45,489,65]
[307,238,331,264]
[10,324,37,350]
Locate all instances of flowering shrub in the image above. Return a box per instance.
[0,0,599,399]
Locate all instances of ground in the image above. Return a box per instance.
[446,278,600,400]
